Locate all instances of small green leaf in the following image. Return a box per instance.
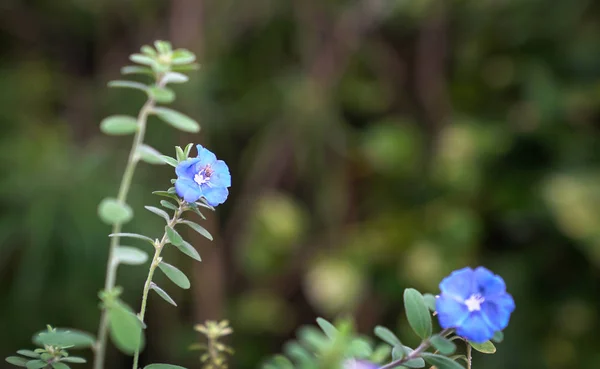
[33,329,95,349]
[163,72,188,84]
[421,353,464,369]
[52,362,70,369]
[115,246,148,265]
[137,145,165,165]
[108,80,147,91]
[146,206,170,222]
[160,200,178,211]
[492,331,504,343]
[171,64,200,72]
[158,261,190,289]
[130,54,156,66]
[183,143,194,158]
[144,364,187,369]
[175,146,186,162]
[154,41,172,54]
[315,318,337,339]
[404,288,432,339]
[153,107,200,133]
[60,357,86,364]
[374,326,402,346]
[468,340,496,354]
[121,66,153,75]
[423,293,437,312]
[160,155,178,167]
[173,240,201,261]
[148,87,175,103]
[100,116,138,135]
[402,346,425,368]
[165,226,184,246]
[171,49,196,64]
[180,220,213,241]
[98,198,133,225]
[5,356,28,367]
[16,351,39,359]
[430,335,456,355]
[349,338,372,358]
[109,233,154,245]
[25,360,46,369]
[109,302,145,354]
[150,283,177,306]
[153,191,180,201]
[141,45,157,56]
[391,345,404,360]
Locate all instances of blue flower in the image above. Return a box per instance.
[343,359,378,369]
[436,266,515,343]
[175,144,231,206]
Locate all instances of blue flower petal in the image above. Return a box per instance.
[474,267,506,297]
[176,158,202,179]
[195,144,217,167]
[175,178,202,203]
[209,160,231,187]
[481,294,515,331]
[439,267,476,300]
[202,186,229,207]
[455,312,495,343]
[436,294,470,329]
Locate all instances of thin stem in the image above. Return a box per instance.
[466,341,472,369]
[131,205,184,369]
[378,328,453,369]
[94,78,163,369]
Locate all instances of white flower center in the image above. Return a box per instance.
[194,165,213,186]
[464,293,485,312]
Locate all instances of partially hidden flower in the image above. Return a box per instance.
[436,266,515,343]
[343,359,378,369]
[175,144,231,206]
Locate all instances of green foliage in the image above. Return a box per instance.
[98,198,133,225]
[191,320,234,369]
[403,288,432,339]
[158,261,191,289]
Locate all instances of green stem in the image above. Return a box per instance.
[466,341,472,369]
[94,83,161,369]
[131,205,184,369]
[378,328,453,369]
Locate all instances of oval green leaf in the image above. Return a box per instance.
[374,326,402,346]
[144,364,187,369]
[315,318,337,339]
[148,87,175,103]
[423,293,437,312]
[16,351,39,359]
[98,198,133,225]
[115,246,148,265]
[165,226,184,246]
[52,362,70,369]
[109,303,144,354]
[173,240,201,261]
[403,288,432,339]
[60,357,86,364]
[5,357,28,367]
[100,116,138,135]
[33,329,95,349]
[180,220,213,241]
[430,335,456,355]
[468,340,496,354]
[171,49,196,65]
[150,283,177,306]
[421,353,464,369]
[160,155,178,167]
[137,145,165,165]
[108,80,147,91]
[158,261,190,289]
[146,206,170,222]
[25,360,46,369]
[153,107,200,133]
[121,66,153,75]
[130,54,155,66]
[163,72,188,84]
[160,200,178,211]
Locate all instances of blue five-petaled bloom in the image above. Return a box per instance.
[436,266,515,343]
[175,144,231,206]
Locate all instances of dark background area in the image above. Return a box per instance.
[1,0,600,368]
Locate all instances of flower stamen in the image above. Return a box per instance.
[194,165,213,185]
[464,293,485,312]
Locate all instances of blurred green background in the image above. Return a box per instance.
[1,0,600,368]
